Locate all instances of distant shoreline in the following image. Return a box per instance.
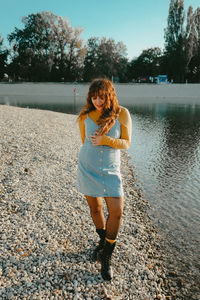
[0,82,200,107]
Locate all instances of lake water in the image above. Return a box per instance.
[0,83,200,292]
[127,103,200,288]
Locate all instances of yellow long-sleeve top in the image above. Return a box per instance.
[78,106,132,149]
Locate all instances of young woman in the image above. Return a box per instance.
[76,78,132,281]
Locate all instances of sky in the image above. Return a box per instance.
[0,0,199,60]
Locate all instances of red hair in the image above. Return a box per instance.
[79,78,121,135]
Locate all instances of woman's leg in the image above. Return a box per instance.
[100,196,124,280]
[104,196,124,240]
[85,196,105,229]
[85,196,106,260]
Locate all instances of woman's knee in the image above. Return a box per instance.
[109,206,123,220]
[86,196,103,215]
[106,197,124,219]
[91,203,103,215]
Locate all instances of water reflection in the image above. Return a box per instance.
[128,103,200,288]
[3,102,83,115]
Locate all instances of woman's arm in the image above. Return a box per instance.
[100,107,132,149]
[78,115,87,144]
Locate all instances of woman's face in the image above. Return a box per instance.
[91,96,105,111]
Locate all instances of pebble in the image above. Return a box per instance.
[0,105,196,300]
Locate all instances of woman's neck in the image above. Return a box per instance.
[95,109,102,115]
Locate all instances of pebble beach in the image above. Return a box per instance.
[0,105,194,300]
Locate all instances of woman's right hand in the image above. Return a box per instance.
[90,134,102,146]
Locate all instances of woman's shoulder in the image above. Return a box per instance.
[79,114,87,121]
[118,106,131,126]
[78,114,87,125]
[119,106,130,119]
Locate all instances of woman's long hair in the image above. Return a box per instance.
[79,78,121,135]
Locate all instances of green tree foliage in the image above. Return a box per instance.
[185,7,200,82]
[8,11,86,81]
[83,37,99,82]
[185,6,196,74]
[83,37,128,82]
[163,0,200,83]
[164,0,185,82]
[5,3,200,83]
[0,34,8,80]
[128,47,162,81]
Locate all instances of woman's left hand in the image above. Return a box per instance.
[90,135,102,146]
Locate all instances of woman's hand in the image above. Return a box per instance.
[90,134,102,146]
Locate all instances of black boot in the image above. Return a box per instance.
[93,228,106,261]
[101,240,116,281]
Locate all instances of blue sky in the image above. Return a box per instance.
[0,0,199,60]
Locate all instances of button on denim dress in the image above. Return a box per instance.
[76,115,124,197]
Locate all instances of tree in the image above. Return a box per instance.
[83,37,99,82]
[185,6,196,75]
[83,37,128,82]
[164,0,185,82]
[128,47,162,81]
[186,7,200,82]
[0,34,8,80]
[51,16,86,81]
[97,38,127,81]
[8,11,86,81]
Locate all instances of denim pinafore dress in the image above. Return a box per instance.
[76,115,124,197]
